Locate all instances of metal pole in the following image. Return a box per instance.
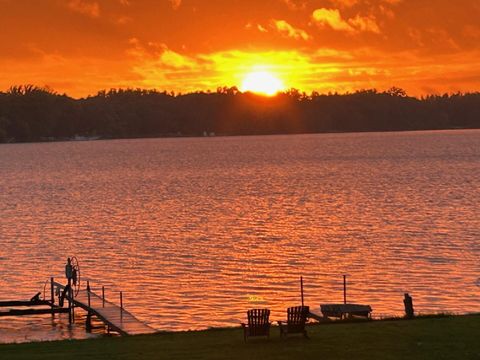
[68,277,72,324]
[300,276,304,307]
[50,277,55,317]
[120,291,123,320]
[87,280,91,308]
[50,277,54,305]
[102,286,105,308]
[343,275,347,305]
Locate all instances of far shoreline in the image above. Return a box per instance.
[1,126,479,146]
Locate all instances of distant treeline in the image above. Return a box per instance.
[1,85,479,143]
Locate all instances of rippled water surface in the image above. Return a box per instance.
[0,130,479,343]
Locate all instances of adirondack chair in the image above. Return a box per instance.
[241,308,271,342]
[278,306,309,339]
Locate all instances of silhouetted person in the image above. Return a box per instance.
[65,257,73,280]
[403,293,414,319]
[60,257,73,307]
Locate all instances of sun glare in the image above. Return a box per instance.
[240,71,285,96]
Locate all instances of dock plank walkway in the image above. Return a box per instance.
[72,290,157,336]
[53,281,157,336]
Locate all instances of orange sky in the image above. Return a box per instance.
[1,0,480,97]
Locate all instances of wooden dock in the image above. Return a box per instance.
[1,258,157,337]
[0,299,69,317]
[309,304,372,321]
[53,281,157,336]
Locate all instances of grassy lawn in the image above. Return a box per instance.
[1,315,479,360]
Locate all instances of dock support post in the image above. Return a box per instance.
[87,281,91,308]
[68,277,72,324]
[343,275,347,305]
[120,291,123,320]
[300,276,304,307]
[86,312,92,332]
[102,286,105,308]
[50,277,55,317]
[86,280,92,330]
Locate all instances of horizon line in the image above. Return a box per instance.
[3,84,480,100]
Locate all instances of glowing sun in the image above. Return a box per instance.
[240,71,285,96]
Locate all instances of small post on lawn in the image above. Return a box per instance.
[300,276,304,307]
[403,293,414,319]
[343,275,347,305]
[102,286,105,308]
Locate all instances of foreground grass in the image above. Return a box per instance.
[1,315,479,360]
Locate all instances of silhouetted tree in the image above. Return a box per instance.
[0,85,479,143]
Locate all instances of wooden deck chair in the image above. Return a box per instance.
[278,306,309,339]
[241,308,271,342]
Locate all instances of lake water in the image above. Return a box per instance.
[0,130,479,343]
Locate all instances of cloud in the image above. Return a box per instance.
[129,43,323,93]
[67,0,100,18]
[246,23,268,33]
[4,40,480,98]
[312,8,355,32]
[313,48,354,60]
[160,48,197,69]
[330,0,359,8]
[330,0,402,7]
[273,20,310,40]
[114,15,132,25]
[281,0,307,10]
[312,8,380,34]
[463,25,480,39]
[0,51,138,98]
[258,24,268,33]
[349,14,380,33]
[168,0,181,10]
[126,39,195,69]
[2,0,479,98]
[382,0,403,4]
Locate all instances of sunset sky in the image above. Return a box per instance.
[1,0,480,97]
